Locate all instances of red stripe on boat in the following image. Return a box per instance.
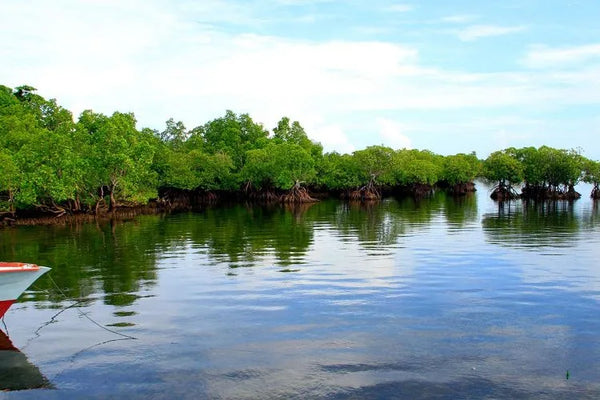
[0,262,40,273]
[0,300,15,319]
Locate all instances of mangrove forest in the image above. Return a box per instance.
[1,85,599,222]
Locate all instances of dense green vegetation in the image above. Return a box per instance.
[0,85,598,218]
[483,147,595,200]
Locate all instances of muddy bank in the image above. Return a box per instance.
[1,204,170,227]
[2,182,482,226]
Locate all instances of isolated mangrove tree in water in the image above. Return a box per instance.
[483,150,524,201]
[583,159,600,199]
[515,146,582,200]
[1,84,598,220]
[441,153,481,195]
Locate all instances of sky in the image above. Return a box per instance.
[2,0,599,159]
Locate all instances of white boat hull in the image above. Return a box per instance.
[0,266,50,318]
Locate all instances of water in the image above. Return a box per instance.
[1,182,599,399]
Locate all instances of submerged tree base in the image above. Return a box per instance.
[490,184,519,201]
[280,182,318,203]
[348,188,380,201]
[521,185,581,200]
[390,183,435,198]
[158,189,219,210]
[346,179,381,202]
[591,186,600,199]
[0,212,16,226]
[411,183,434,197]
[246,190,281,203]
[448,182,476,196]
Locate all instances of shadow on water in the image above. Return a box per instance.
[0,330,52,391]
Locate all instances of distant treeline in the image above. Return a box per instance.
[1,85,599,218]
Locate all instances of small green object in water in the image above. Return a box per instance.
[566,370,570,380]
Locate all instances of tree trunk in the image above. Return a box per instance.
[109,190,116,211]
[95,187,104,215]
[8,189,14,214]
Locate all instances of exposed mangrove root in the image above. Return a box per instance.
[3,205,168,227]
[280,181,318,203]
[249,190,280,202]
[35,203,68,218]
[490,182,519,201]
[158,188,218,209]
[521,184,581,200]
[348,178,381,202]
[410,183,434,198]
[242,181,280,202]
[591,184,600,199]
[0,212,17,226]
[448,182,476,195]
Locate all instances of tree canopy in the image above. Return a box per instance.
[1,84,597,216]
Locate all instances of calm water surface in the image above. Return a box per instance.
[1,182,599,399]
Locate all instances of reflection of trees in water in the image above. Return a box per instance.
[16,192,600,306]
[441,192,478,227]
[332,201,408,247]
[0,217,160,306]
[329,195,449,248]
[582,200,600,230]
[188,204,315,267]
[482,200,582,248]
[0,194,486,301]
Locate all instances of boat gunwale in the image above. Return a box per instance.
[0,263,41,273]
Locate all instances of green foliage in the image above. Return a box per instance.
[0,84,595,213]
[273,117,309,147]
[317,152,362,190]
[160,118,187,148]
[514,146,586,197]
[352,145,396,185]
[540,147,582,189]
[201,110,269,171]
[515,146,546,186]
[443,153,480,186]
[0,150,20,211]
[582,159,600,184]
[272,117,323,159]
[77,110,158,207]
[392,149,443,186]
[242,143,315,190]
[483,151,524,186]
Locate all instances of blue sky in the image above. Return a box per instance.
[2,0,599,159]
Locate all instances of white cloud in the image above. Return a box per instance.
[457,24,526,41]
[440,14,478,24]
[386,4,413,12]
[2,1,599,159]
[376,119,412,149]
[523,44,600,69]
[310,124,355,154]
